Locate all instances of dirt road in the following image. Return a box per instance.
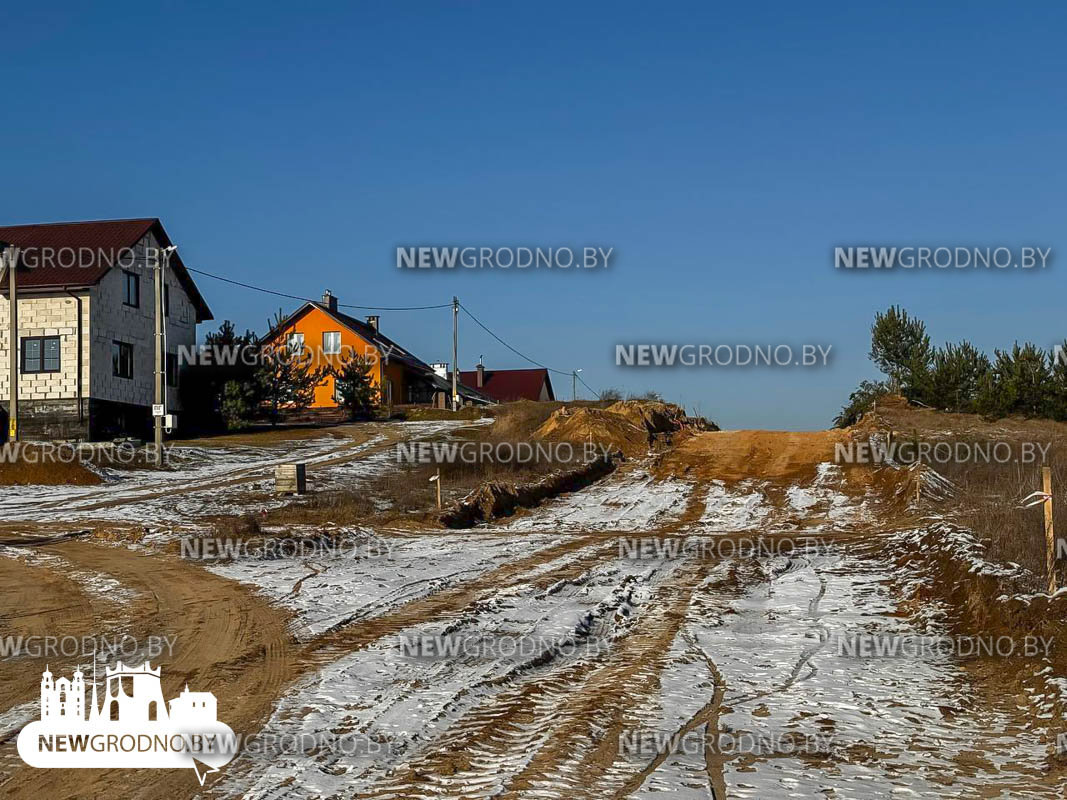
[1,426,1064,798]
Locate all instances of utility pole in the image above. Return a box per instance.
[152,245,176,465]
[153,248,164,464]
[3,243,18,443]
[451,296,459,411]
[572,368,582,402]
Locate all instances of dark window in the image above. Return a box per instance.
[166,352,178,387]
[21,336,61,374]
[123,270,139,307]
[112,341,133,379]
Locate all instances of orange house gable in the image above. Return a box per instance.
[260,292,440,408]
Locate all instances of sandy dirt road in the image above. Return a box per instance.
[1,427,1064,798]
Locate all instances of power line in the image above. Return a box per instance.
[459,302,601,398]
[185,266,452,311]
[183,266,600,396]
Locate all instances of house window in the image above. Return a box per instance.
[166,352,178,387]
[286,332,305,353]
[112,341,133,379]
[21,336,61,374]
[123,270,140,307]
[323,331,341,355]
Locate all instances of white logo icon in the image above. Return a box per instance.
[17,661,237,785]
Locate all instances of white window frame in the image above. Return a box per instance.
[323,331,342,355]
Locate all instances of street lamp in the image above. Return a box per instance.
[573,368,582,402]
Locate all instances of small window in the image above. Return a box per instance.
[112,341,133,379]
[286,332,305,353]
[21,336,61,374]
[323,331,341,355]
[166,352,178,387]
[123,270,140,307]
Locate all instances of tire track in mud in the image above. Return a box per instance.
[0,542,295,800]
[295,533,618,670]
[354,556,714,800]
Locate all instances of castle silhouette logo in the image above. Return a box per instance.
[17,661,237,785]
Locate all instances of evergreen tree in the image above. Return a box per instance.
[928,341,990,413]
[332,354,380,420]
[833,379,890,428]
[869,306,933,398]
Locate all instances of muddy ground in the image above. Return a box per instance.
[1,413,1065,798]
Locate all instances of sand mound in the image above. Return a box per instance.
[534,400,710,456]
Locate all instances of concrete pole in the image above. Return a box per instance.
[451,296,459,411]
[4,244,18,442]
[153,249,163,464]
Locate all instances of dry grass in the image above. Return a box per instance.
[267,400,604,527]
[871,400,1067,591]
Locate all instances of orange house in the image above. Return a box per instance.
[261,291,445,408]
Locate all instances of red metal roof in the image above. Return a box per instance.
[0,218,213,321]
[459,368,554,402]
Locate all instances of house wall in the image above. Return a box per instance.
[0,231,201,440]
[267,307,384,408]
[88,231,198,412]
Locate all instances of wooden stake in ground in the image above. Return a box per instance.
[431,469,442,509]
[1044,466,1056,594]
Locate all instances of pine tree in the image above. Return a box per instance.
[928,341,991,413]
[332,354,380,420]
[869,306,933,401]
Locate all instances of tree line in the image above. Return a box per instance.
[834,305,1067,427]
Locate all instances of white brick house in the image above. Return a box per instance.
[0,219,213,440]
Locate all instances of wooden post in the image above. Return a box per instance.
[1044,466,1056,594]
[435,468,442,510]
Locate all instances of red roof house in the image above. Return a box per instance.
[458,366,555,403]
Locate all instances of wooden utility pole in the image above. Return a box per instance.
[5,243,19,443]
[1044,466,1056,594]
[435,468,442,509]
[451,296,459,411]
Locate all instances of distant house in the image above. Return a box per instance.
[458,366,555,403]
[0,218,213,440]
[262,291,491,409]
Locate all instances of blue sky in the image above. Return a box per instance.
[1,2,1064,429]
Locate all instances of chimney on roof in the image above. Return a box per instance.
[476,356,485,388]
[431,362,448,379]
[322,289,338,313]
[366,315,379,332]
